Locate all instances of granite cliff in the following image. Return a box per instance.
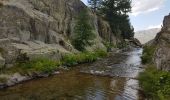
[0,0,118,68]
[151,14,170,71]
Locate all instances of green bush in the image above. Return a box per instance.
[72,9,95,51]
[139,65,170,100]
[141,46,156,64]
[18,58,60,74]
[62,50,107,66]
[103,41,116,51]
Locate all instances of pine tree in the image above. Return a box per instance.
[100,0,134,39]
[88,0,102,12]
[72,9,95,51]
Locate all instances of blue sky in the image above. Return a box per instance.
[81,0,170,31]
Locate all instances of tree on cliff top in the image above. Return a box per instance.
[88,0,102,12]
[99,0,134,39]
[72,9,95,51]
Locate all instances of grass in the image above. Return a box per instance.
[103,41,116,51]
[62,49,107,66]
[139,64,170,100]
[0,49,107,75]
[0,58,61,75]
[17,58,61,74]
[141,46,156,64]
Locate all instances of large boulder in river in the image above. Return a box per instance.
[0,0,118,67]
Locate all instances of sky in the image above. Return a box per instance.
[81,0,170,31]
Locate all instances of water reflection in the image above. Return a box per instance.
[0,48,143,100]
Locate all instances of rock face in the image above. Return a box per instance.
[152,14,170,71]
[0,0,117,67]
[135,28,161,44]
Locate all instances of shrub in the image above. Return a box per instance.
[62,50,107,66]
[103,41,116,52]
[139,65,170,100]
[71,9,95,51]
[18,58,60,74]
[141,46,156,64]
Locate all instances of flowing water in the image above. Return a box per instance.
[0,48,143,100]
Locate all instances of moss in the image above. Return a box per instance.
[0,2,3,8]
[139,64,170,100]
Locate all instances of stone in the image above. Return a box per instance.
[0,0,117,66]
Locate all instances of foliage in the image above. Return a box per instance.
[62,50,107,66]
[116,42,128,49]
[139,65,170,100]
[72,9,95,51]
[17,58,60,74]
[103,41,116,51]
[88,0,102,12]
[141,46,156,64]
[99,0,134,39]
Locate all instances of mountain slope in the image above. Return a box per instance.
[0,0,118,67]
[135,28,161,44]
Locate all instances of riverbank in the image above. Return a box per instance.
[139,46,170,99]
[0,48,143,100]
[0,49,109,89]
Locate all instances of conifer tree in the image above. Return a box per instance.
[72,9,95,51]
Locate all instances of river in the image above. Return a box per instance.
[0,48,143,100]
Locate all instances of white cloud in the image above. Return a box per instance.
[147,23,162,29]
[131,0,166,16]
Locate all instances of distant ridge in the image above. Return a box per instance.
[134,28,161,44]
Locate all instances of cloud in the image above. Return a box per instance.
[131,0,166,16]
[147,23,162,29]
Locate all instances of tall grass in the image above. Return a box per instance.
[141,46,156,64]
[17,58,61,74]
[139,64,170,100]
[62,50,107,66]
[1,49,107,75]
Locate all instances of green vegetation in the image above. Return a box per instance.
[62,50,107,66]
[17,58,61,74]
[0,50,107,75]
[88,0,102,12]
[99,0,134,39]
[141,46,156,64]
[116,42,128,49]
[72,9,95,51]
[103,41,116,51]
[0,77,7,83]
[139,65,170,100]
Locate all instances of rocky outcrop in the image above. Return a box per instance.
[0,0,117,67]
[152,14,170,71]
